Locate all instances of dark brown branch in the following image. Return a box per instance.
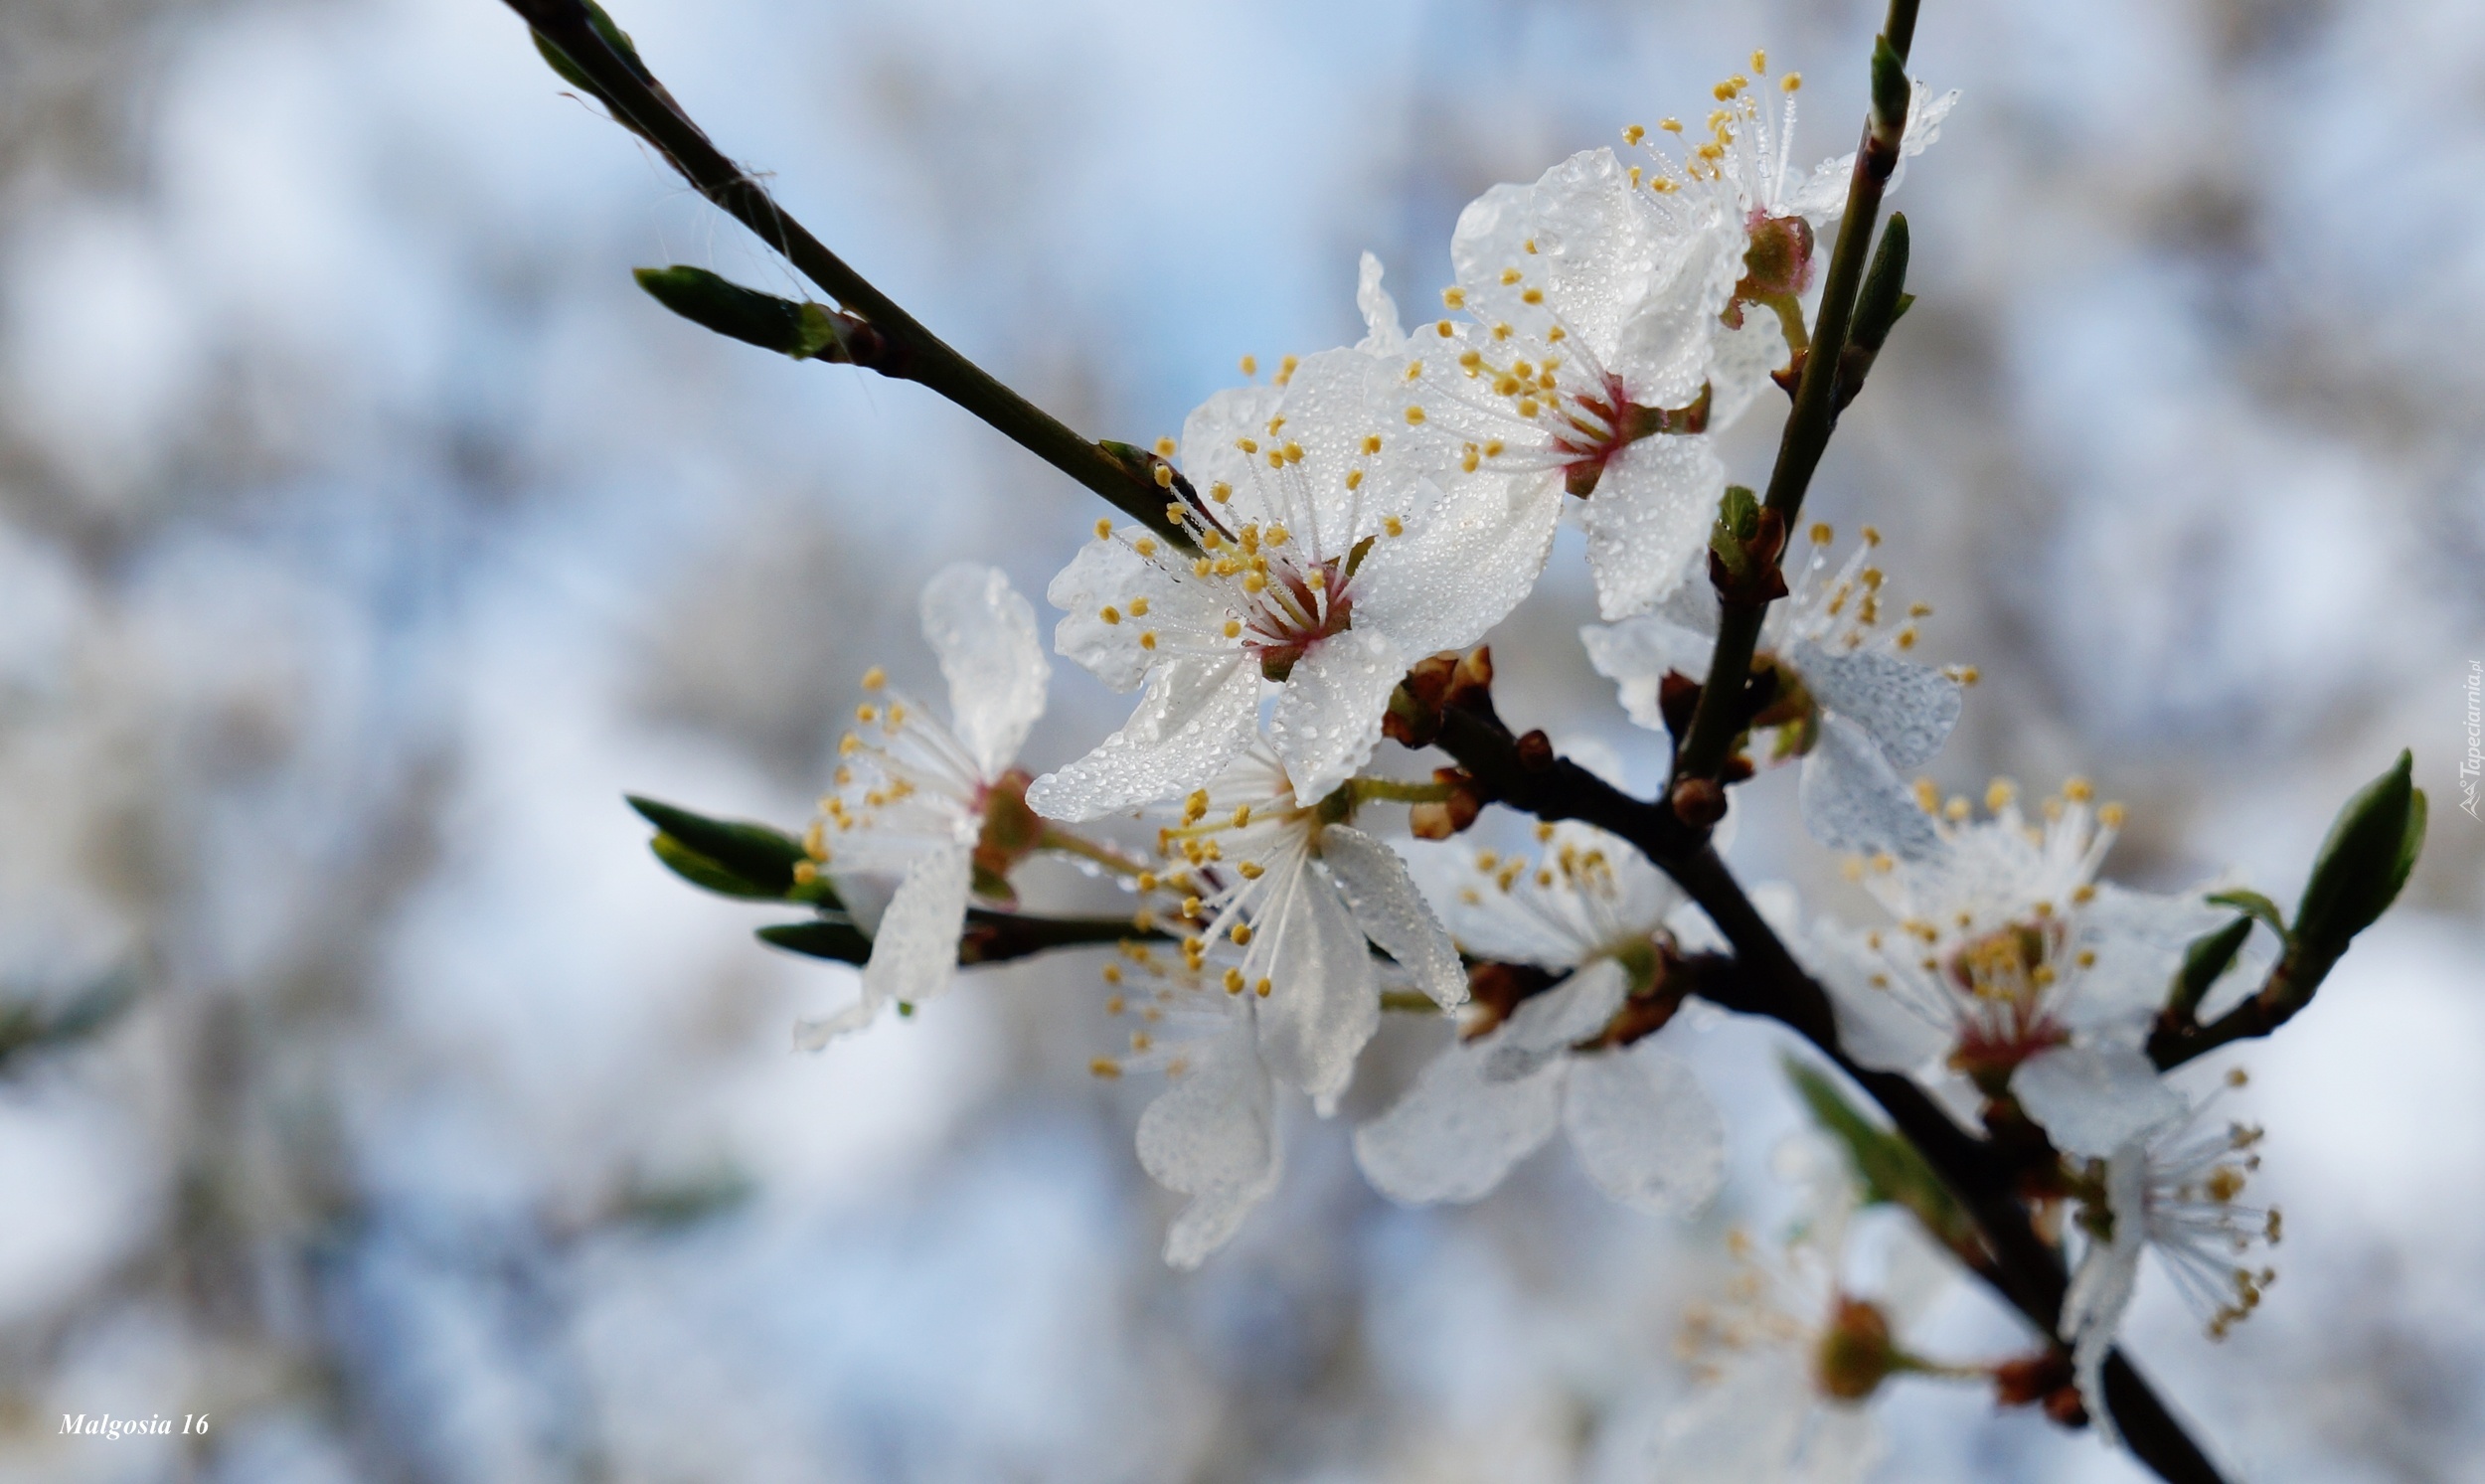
[2147,939,2340,1071]
[1425,689,2228,1484]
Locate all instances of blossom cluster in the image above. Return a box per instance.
[650,47,2324,1473]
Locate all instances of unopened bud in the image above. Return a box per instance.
[1671,775,1728,827]
[1814,1297,1899,1402]
[1408,769,1484,839]
[633,266,870,364]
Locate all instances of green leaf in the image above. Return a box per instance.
[2205,888,2288,941]
[627,795,820,903]
[757,918,875,964]
[2166,914,2254,1021]
[1709,484,1761,577]
[2293,750,2427,953]
[1786,1058,1982,1265]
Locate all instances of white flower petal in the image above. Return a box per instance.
[1649,1349,1821,1484]
[2062,884,2225,1042]
[1482,957,1630,1082]
[920,563,1048,778]
[2011,1045,2187,1160]
[1047,532,1205,692]
[1573,431,1723,619]
[1352,1037,1563,1205]
[1800,920,1953,1073]
[1355,249,1406,355]
[1135,1016,1281,1268]
[1786,639,1962,772]
[1798,714,1943,860]
[1579,612,1718,735]
[1253,856,1381,1111]
[1319,823,1466,1009]
[1267,627,1404,805]
[2063,1145,2149,1444]
[859,843,973,1012]
[791,966,882,1051]
[1351,474,1560,659]
[1562,1040,1725,1215]
[1026,654,1258,821]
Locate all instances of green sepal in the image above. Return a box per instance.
[2166,914,2254,1021]
[531,0,653,102]
[1787,1058,1982,1266]
[2293,750,2427,953]
[633,266,848,360]
[627,794,824,904]
[757,917,876,964]
[1709,484,1761,577]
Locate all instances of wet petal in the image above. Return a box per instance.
[1352,474,1560,659]
[1563,1041,1725,1215]
[1481,957,1629,1082]
[1574,431,1723,619]
[1253,856,1381,1111]
[1580,611,1718,736]
[920,563,1048,778]
[1355,249,1406,355]
[1787,640,1962,773]
[1798,714,1943,860]
[1319,823,1465,1009]
[1027,654,1258,821]
[1267,627,1404,805]
[1136,1015,1281,1268]
[1352,1037,1563,1205]
[2012,1045,2186,1160]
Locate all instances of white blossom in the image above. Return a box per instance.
[2062,1074,2281,1443]
[1655,1136,1958,1484]
[1353,821,1724,1215]
[792,564,1050,1047]
[1028,342,1548,821]
[1799,779,2230,1156]
[1582,524,1969,860]
[1144,742,1465,1112]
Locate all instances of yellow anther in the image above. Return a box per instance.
[1629,165,1643,188]
[1153,435,1177,456]
[1944,795,1971,821]
[1750,49,1767,72]
[1195,558,1214,577]
[1406,406,1426,423]
[1660,116,1683,133]
[1361,434,1384,454]
[1500,267,1522,285]
[1862,525,1883,546]
[1782,72,1801,92]
[1094,518,1113,539]
[1230,922,1251,945]
[1254,977,1272,998]
[1266,449,1284,469]
[1099,605,1121,625]
[1442,286,1467,309]
[1986,778,2018,812]
[1154,463,1175,488]
[1518,398,1540,417]
[1282,441,1304,464]
[1139,631,1157,650]
[1238,860,1264,880]
[1912,778,1939,813]
[860,665,888,692]
[1521,287,1544,305]
[1483,440,1504,457]
[2077,950,2098,969]
[1461,446,1480,473]
[2071,884,2097,905]
[1435,319,1454,337]
[855,703,880,724]
[1237,437,1258,454]
[2099,802,2127,828]
[1240,355,1258,377]
[1383,515,1405,537]
[1230,805,1251,827]
[1870,852,1897,874]
[1222,618,1241,638]
[1547,326,1566,342]
[2064,776,2095,803]
[1495,375,1522,397]
[1089,1058,1122,1078]
[1345,469,1364,491]
[1276,355,1298,386]
[1180,895,1203,919]
[1265,525,1289,546]
[1405,361,1423,382]
[1242,573,1265,594]
[1491,323,1513,341]
[1133,539,1157,560]
[1210,481,1233,503]
[1810,522,1833,546]
[1184,789,1210,823]
[1223,967,1244,994]
[1623,123,1646,145]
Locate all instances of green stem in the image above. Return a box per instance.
[1352,777,1457,806]
[1671,0,1920,793]
[504,0,1189,546]
[1037,825,1153,880]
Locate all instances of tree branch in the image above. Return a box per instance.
[504,0,1191,544]
[1670,0,1922,797]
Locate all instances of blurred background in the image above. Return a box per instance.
[0,0,2479,1479]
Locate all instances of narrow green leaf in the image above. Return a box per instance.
[757,918,875,964]
[2205,888,2288,941]
[2166,914,2253,1021]
[627,795,820,903]
[634,266,846,360]
[2294,750,2425,952]
[1849,215,1911,353]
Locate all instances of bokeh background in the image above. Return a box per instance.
[2,0,2481,1479]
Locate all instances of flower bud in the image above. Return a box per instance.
[633,266,871,363]
[1814,1296,1900,1402]
[629,794,829,904]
